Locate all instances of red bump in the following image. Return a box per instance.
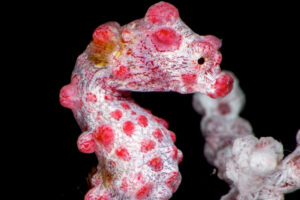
[59,84,77,109]
[192,40,215,57]
[123,121,135,136]
[152,128,163,143]
[151,28,182,52]
[93,125,115,152]
[104,95,114,101]
[115,146,131,161]
[136,183,153,199]
[141,139,156,153]
[120,177,128,192]
[86,92,97,103]
[203,35,222,50]
[85,187,111,200]
[148,157,163,172]
[165,171,181,192]
[153,116,169,129]
[207,73,233,98]
[181,73,197,86]
[136,172,145,183]
[169,131,176,143]
[171,145,178,161]
[121,102,131,110]
[144,108,152,114]
[137,115,148,127]
[146,2,179,24]
[177,150,183,164]
[121,29,131,43]
[93,24,113,44]
[113,65,129,79]
[214,51,223,65]
[110,109,123,121]
[77,132,95,154]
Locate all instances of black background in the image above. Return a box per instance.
[13,0,299,199]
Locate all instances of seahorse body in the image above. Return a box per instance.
[60,2,233,199]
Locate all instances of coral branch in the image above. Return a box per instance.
[193,72,300,200]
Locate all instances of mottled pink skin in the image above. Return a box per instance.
[193,73,300,200]
[60,2,232,200]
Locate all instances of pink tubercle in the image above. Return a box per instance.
[93,125,115,152]
[86,92,97,103]
[207,73,233,98]
[93,24,114,44]
[113,65,130,80]
[152,128,163,143]
[59,84,77,109]
[77,132,95,153]
[146,1,179,25]
[136,183,153,199]
[181,73,197,86]
[165,171,181,192]
[202,35,222,50]
[140,139,156,153]
[137,115,148,127]
[122,121,135,137]
[115,146,131,161]
[151,28,182,52]
[110,109,123,121]
[169,131,176,143]
[148,157,164,172]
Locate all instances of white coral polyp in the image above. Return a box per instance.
[193,72,300,200]
[249,149,278,174]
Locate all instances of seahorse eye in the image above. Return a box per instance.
[198,57,205,65]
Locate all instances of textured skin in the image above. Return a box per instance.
[60,2,233,200]
[193,72,300,200]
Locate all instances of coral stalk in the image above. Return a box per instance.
[193,72,300,200]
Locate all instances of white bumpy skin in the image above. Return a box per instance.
[193,71,300,200]
[59,1,234,200]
